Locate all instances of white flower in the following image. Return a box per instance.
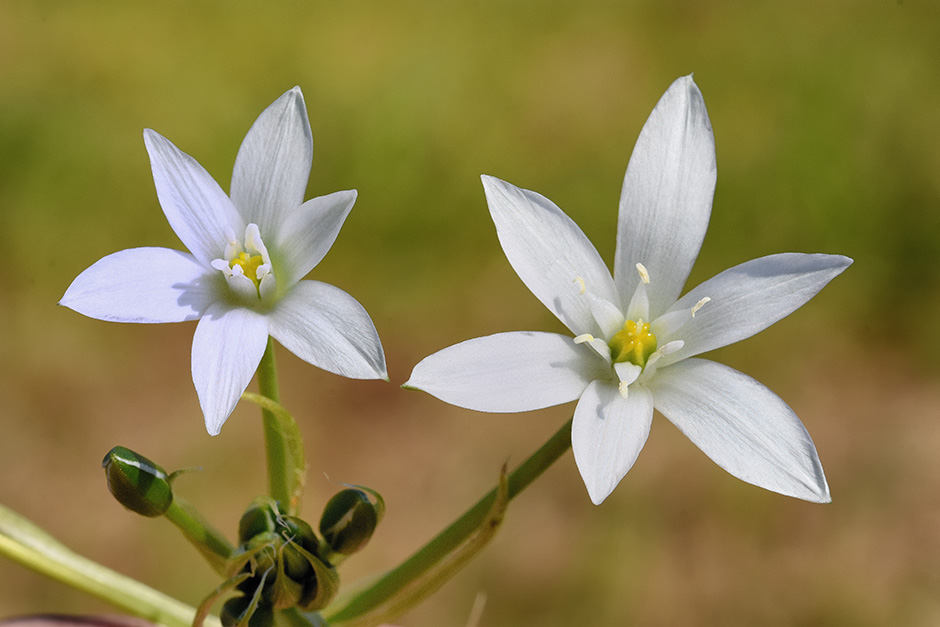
[406,76,851,505]
[62,87,387,435]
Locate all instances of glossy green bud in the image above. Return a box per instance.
[102,446,173,517]
[237,498,279,544]
[319,488,381,556]
[221,594,274,627]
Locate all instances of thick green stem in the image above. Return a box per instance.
[164,496,234,576]
[0,503,220,627]
[324,417,573,624]
[257,338,289,507]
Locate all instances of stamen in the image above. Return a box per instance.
[659,340,684,355]
[212,223,276,301]
[691,297,711,318]
[626,262,651,321]
[614,361,641,398]
[573,334,595,344]
[574,277,586,295]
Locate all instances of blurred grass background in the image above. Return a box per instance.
[1,1,939,625]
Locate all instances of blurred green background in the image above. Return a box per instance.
[2,1,939,625]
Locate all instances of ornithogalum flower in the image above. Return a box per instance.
[406,76,850,505]
[62,87,387,435]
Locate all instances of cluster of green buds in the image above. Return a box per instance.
[223,497,337,624]
[102,446,384,627]
[219,489,382,627]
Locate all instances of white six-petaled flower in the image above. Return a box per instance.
[405,75,851,505]
[61,87,388,435]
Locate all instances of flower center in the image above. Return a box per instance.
[230,252,265,289]
[211,223,277,303]
[609,319,657,368]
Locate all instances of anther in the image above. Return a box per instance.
[635,263,650,285]
[691,297,711,318]
[574,277,586,295]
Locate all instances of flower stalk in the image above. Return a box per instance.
[163,496,234,576]
[256,338,290,508]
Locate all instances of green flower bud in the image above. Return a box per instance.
[221,594,274,627]
[237,498,279,544]
[319,488,381,557]
[102,446,173,517]
[227,498,340,614]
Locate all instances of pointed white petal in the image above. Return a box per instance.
[615,75,716,317]
[406,331,602,412]
[144,130,244,265]
[231,87,312,236]
[650,358,830,502]
[482,175,619,336]
[60,247,218,323]
[572,380,654,505]
[275,190,357,286]
[661,253,852,363]
[268,280,387,380]
[192,304,269,435]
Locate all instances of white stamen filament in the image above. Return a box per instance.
[618,381,630,399]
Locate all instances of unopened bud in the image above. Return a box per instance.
[102,446,173,517]
[319,488,382,557]
[221,594,274,627]
[238,498,279,544]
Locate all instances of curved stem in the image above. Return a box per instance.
[164,496,234,576]
[324,417,573,624]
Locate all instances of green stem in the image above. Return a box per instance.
[0,503,220,627]
[258,338,289,507]
[164,496,234,576]
[324,417,573,624]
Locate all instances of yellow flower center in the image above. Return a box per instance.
[609,319,657,368]
[230,252,265,289]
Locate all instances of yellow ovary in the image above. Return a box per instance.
[609,319,657,368]
[230,252,265,288]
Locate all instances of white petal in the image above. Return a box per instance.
[192,304,270,435]
[144,130,244,265]
[275,190,357,286]
[60,247,218,323]
[268,281,387,380]
[231,87,313,236]
[405,331,603,412]
[572,380,654,505]
[650,358,829,502]
[482,175,619,336]
[583,292,625,339]
[661,253,852,363]
[615,75,716,318]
